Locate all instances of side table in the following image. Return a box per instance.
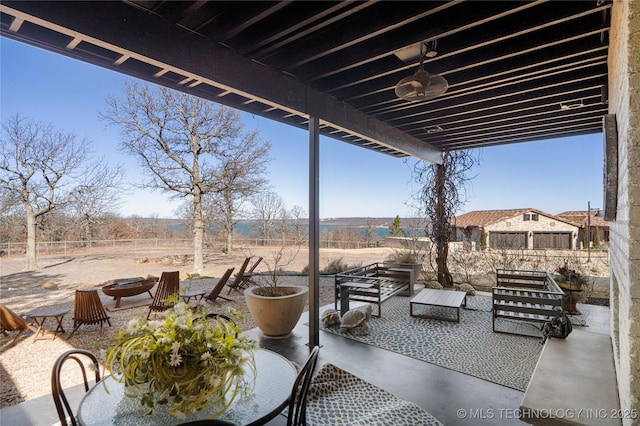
[28,308,69,341]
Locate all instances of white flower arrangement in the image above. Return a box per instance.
[104,299,256,419]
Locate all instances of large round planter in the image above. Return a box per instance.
[244,285,309,338]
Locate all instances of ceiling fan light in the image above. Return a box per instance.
[395,68,448,101]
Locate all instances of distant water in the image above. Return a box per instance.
[234,222,426,240]
[170,221,426,240]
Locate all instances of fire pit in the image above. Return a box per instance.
[102,277,157,308]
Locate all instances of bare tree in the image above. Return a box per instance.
[0,115,121,270]
[251,191,286,245]
[101,81,270,272]
[289,205,307,244]
[412,151,476,287]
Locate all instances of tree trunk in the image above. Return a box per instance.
[435,164,453,287]
[193,192,204,274]
[226,231,233,254]
[25,209,38,271]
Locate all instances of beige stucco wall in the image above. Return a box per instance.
[484,213,579,249]
[608,0,640,423]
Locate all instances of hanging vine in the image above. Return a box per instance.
[412,150,477,287]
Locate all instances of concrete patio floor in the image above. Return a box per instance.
[0,302,611,426]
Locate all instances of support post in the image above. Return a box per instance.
[587,201,592,263]
[308,116,320,348]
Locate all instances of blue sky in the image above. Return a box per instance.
[1,38,604,219]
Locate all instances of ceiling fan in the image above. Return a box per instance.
[394,41,448,102]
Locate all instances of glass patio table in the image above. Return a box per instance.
[77,348,296,426]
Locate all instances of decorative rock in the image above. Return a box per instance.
[454,283,476,296]
[425,281,443,289]
[41,282,58,290]
[321,309,341,328]
[340,304,372,336]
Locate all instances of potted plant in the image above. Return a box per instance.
[104,299,256,419]
[554,263,587,313]
[244,246,308,338]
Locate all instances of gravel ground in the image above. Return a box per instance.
[0,247,391,408]
[0,246,610,409]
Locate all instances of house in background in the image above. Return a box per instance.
[453,208,580,250]
[556,210,610,248]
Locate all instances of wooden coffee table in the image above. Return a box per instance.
[409,289,467,322]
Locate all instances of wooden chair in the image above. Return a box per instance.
[147,271,180,319]
[226,258,251,295]
[51,349,100,426]
[203,268,235,303]
[0,304,39,346]
[239,257,263,289]
[68,289,111,338]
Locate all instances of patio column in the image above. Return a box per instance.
[308,116,320,347]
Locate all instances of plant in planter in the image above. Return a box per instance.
[243,246,308,337]
[555,263,587,290]
[104,299,255,419]
[554,262,587,313]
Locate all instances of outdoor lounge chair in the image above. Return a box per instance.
[203,268,235,303]
[147,271,180,319]
[51,349,101,426]
[0,304,39,346]
[240,257,263,289]
[226,258,252,295]
[68,289,111,338]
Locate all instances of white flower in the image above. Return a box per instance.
[200,352,211,362]
[126,318,144,334]
[208,373,222,388]
[169,352,183,367]
[139,345,151,359]
[158,337,171,345]
[174,302,190,315]
[171,341,181,353]
[147,320,163,331]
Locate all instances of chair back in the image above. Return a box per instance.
[51,349,100,426]
[0,304,36,346]
[148,271,180,319]
[288,346,320,426]
[226,258,251,294]
[0,304,29,332]
[247,257,263,274]
[205,268,235,302]
[69,289,111,337]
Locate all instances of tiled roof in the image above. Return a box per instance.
[556,211,609,228]
[453,208,580,228]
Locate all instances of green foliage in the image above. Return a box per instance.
[389,215,405,237]
[582,229,589,250]
[104,301,255,417]
[593,228,600,248]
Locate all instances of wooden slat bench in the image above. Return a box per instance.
[493,269,565,335]
[335,263,413,316]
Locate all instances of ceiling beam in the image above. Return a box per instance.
[0,1,442,163]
